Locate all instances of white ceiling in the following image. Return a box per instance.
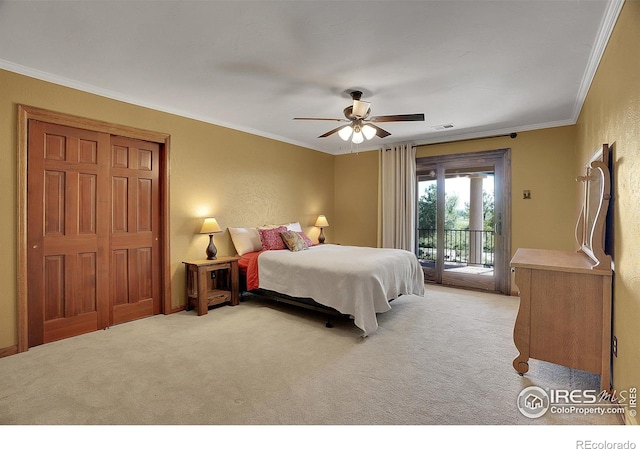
[0,0,624,155]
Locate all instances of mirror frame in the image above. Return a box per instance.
[575,144,611,269]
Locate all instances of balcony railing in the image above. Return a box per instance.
[417,228,495,267]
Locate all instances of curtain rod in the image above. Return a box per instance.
[420,132,517,146]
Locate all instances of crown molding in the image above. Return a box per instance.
[571,0,625,121]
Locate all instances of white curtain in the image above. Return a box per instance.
[381,142,416,251]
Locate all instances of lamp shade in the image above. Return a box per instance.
[314,215,329,227]
[362,124,376,140]
[352,100,371,118]
[200,217,222,234]
[338,125,353,141]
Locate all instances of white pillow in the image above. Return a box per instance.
[286,222,302,232]
[260,222,302,232]
[228,227,263,256]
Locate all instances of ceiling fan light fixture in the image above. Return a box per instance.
[352,130,364,144]
[338,126,353,141]
[362,124,376,140]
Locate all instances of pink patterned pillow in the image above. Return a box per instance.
[258,226,288,250]
[297,231,314,247]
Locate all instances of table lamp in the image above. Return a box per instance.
[200,217,222,259]
[314,215,329,244]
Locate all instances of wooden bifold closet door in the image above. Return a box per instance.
[109,135,161,325]
[27,120,161,347]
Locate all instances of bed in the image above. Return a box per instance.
[231,224,425,336]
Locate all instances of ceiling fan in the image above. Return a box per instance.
[293,90,425,144]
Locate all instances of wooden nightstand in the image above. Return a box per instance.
[183,257,240,316]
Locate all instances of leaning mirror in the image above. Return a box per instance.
[575,144,611,269]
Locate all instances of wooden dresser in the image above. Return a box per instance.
[511,144,613,392]
[511,248,612,391]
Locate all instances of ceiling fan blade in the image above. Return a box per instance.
[369,113,425,123]
[365,123,391,138]
[293,117,348,122]
[318,124,351,138]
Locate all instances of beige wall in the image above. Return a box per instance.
[575,0,640,424]
[0,69,334,350]
[334,150,379,247]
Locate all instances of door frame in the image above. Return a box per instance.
[17,105,172,353]
[416,148,512,294]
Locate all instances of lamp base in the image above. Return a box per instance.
[206,234,218,260]
[318,228,325,244]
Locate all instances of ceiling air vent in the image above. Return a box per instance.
[432,124,454,131]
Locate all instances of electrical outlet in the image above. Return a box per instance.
[523,190,531,199]
[613,336,618,357]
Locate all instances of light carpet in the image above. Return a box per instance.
[0,284,621,426]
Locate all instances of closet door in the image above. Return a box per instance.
[27,121,110,346]
[110,136,161,324]
[27,121,163,347]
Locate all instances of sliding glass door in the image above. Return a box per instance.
[416,149,510,293]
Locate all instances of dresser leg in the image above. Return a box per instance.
[512,268,531,376]
[513,357,529,375]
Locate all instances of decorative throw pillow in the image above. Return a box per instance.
[297,231,314,247]
[229,227,263,255]
[280,230,308,252]
[258,226,288,250]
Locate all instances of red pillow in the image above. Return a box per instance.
[258,226,288,250]
[297,231,314,247]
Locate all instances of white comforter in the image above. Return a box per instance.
[257,244,425,336]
